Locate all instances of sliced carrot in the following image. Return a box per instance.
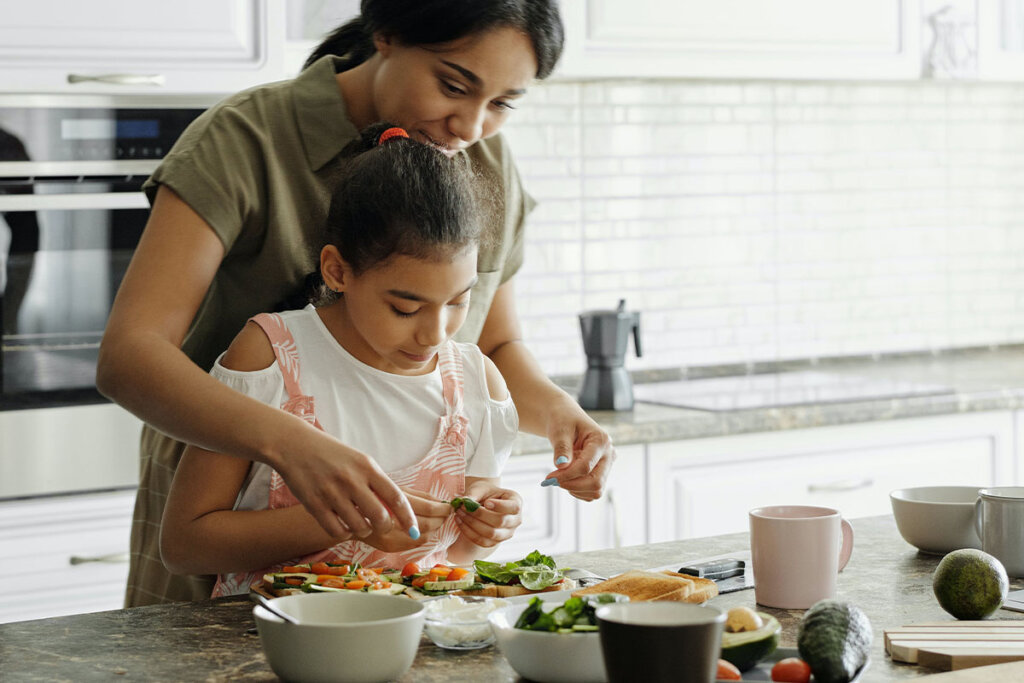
[430,565,452,577]
[411,576,431,588]
[284,578,304,586]
[324,565,348,576]
[401,562,420,577]
[316,575,338,583]
[282,565,307,573]
[345,580,368,590]
[310,562,330,574]
[448,567,470,580]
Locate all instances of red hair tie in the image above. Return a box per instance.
[377,127,409,145]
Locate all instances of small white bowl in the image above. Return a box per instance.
[422,595,510,650]
[488,602,606,683]
[890,486,983,555]
[253,591,424,683]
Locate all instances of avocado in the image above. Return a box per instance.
[720,612,780,672]
[797,600,873,683]
[933,548,1009,620]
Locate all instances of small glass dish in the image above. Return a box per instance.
[421,595,509,650]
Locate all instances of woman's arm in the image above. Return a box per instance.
[96,186,417,538]
[476,280,615,502]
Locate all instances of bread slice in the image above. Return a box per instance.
[456,577,576,598]
[572,570,694,602]
[571,569,718,604]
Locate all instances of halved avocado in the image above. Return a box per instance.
[720,612,780,672]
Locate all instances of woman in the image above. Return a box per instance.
[97,0,615,607]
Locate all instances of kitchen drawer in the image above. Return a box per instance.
[646,411,1015,542]
[0,489,135,623]
[489,452,577,562]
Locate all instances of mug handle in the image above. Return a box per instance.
[974,497,983,538]
[837,518,854,572]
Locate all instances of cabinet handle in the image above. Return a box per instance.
[807,477,874,493]
[607,489,622,548]
[69,552,129,565]
[67,73,165,86]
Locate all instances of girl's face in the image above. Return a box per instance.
[370,27,537,156]
[324,246,479,375]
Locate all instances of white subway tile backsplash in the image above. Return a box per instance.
[503,78,1024,376]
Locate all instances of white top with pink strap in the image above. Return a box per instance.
[207,304,518,597]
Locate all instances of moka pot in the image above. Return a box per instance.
[577,299,642,411]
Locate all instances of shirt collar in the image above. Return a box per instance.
[293,55,360,172]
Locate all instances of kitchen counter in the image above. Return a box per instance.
[2,515,1020,682]
[513,346,1024,454]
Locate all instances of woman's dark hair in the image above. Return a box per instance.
[303,0,564,79]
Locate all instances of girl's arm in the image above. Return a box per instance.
[477,280,616,502]
[96,186,416,538]
[159,321,453,575]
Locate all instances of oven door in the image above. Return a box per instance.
[1,175,149,410]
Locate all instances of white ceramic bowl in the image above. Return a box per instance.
[488,602,606,683]
[890,486,983,555]
[253,591,425,683]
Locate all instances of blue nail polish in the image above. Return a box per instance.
[541,477,560,487]
[555,456,570,465]
[408,526,420,540]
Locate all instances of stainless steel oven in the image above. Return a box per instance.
[0,94,216,499]
[0,94,215,410]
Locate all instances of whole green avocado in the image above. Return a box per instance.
[797,599,873,683]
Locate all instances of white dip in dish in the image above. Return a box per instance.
[423,596,511,650]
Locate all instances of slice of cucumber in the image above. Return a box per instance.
[423,576,476,591]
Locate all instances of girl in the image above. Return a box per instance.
[160,123,520,593]
[98,0,615,607]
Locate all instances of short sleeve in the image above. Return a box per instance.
[208,351,286,408]
[142,100,266,251]
[465,395,519,478]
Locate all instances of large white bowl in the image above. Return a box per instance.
[890,486,983,555]
[488,601,606,683]
[253,591,425,683]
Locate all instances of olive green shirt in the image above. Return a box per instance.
[127,55,534,607]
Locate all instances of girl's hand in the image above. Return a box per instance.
[454,481,522,548]
[541,402,616,502]
[358,488,451,553]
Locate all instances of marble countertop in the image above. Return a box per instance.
[513,346,1024,455]
[2,515,1020,682]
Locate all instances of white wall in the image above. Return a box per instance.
[504,79,1024,377]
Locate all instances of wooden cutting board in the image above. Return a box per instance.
[885,621,1024,671]
[915,661,1024,680]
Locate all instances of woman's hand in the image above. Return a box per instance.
[540,400,616,502]
[453,479,522,549]
[357,487,452,553]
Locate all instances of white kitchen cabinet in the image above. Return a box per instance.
[0,0,286,95]
[977,0,1024,81]
[489,452,578,562]
[646,411,1015,543]
[576,444,646,552]
[0,489,135,623]
[556,0,922,80]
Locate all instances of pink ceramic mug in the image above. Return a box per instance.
[749,505,854,609]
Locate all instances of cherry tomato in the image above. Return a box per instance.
[716,659,742,681]
[401,562,421,577]
[771,657,812,683]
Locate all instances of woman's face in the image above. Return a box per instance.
[371,27,538,156]
[326,247,479,375]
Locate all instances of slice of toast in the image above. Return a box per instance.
[572,570,694,602]
[456,577,576,598]
[655,571,719,603]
